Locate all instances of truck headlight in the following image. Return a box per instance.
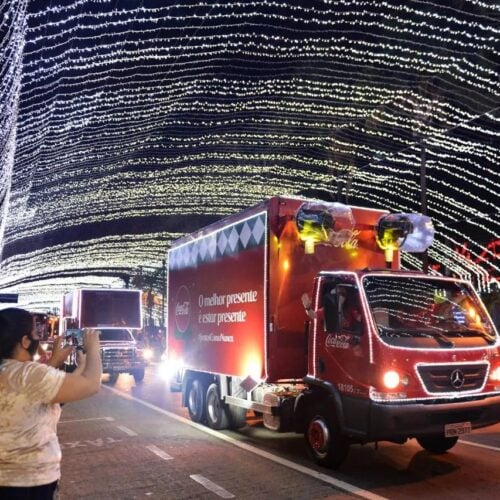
[490,365,500,382]
[383,370,401,389]
[382,369,410,389]
[142,348,154,361]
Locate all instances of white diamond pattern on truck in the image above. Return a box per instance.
[169,213,266,270]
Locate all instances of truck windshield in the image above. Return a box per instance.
[99,329,134,342]
[362,276,497,348]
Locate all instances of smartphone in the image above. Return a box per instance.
[65,328,84,350]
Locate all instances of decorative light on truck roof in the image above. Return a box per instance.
[375,213,434,266]
[295,202,355,255]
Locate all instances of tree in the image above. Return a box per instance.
[130,264,166,331]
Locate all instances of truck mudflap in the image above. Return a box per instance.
[340,393,500,442]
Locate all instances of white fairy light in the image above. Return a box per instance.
[0,0,498,311]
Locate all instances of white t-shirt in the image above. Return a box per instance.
[0,359,66,487]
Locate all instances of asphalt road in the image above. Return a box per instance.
[57,364,500,499]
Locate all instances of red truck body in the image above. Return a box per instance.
[168,197,388,381]
[61,288,142,329]
[60,288,146,383]
[166,196,500,467]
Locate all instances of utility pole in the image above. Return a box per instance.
[161,258,166,335]
[414,79,434,274]
[420,139,429,273]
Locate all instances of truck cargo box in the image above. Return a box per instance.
[62,288,142,330]
[167,196,389,382]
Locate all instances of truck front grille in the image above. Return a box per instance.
[417,363,488,393]
[102,348,135,364]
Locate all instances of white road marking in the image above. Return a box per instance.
[146,444,174,461]
[190,474,235,498]
[61,437,122,449]
[59,416,115,424]
[103,385,387,500]
[116,425,138,436]
[459,439,500,452]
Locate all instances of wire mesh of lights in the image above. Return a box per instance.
[0,0,498,310]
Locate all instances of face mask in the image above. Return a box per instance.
[26,336,40,357]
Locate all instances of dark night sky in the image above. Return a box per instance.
[0,0,498,309]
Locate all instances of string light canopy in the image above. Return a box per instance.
[0,0,498,311]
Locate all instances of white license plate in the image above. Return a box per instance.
[445,421,472,437]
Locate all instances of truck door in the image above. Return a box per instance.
[315,276,369,397]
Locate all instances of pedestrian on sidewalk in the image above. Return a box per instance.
[0,307,102,499]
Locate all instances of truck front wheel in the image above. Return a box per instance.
[206,383,230,430]
[416,435,459,454]
[187,379,206,423]
[305,406,349,469]
[132,368,145,383]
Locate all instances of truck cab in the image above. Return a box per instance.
[304,270,500,465]
[99,328,146,383]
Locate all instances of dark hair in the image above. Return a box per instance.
[0,308,34,362]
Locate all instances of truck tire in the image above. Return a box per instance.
[305,405,349,469]
[187,379,206,423]
[206,383,230,430]
[416,435,459,454]
[227,406,247,429]
[132,368,145,383]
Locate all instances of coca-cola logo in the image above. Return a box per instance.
[329,229,360,248]
[174,285,191,333]
[325,333,350,349]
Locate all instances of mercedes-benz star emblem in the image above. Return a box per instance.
[450,369,465,389]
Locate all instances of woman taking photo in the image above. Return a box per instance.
[0,307,102,499]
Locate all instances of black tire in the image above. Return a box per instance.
[227,405,247,429]
[170,369,183,392]
[305,405,349,469]
[206,383,230,430]
[107,373,119,384]
[132,368,145,383]
[416,435,459,454]
[187,379,206,423]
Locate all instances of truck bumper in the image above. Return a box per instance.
[342,394,500,442]
[103,362,145,373]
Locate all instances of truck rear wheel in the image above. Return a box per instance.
[305,406,349,469]
[187,379,206,423]
[416,435,459,453]
[206,383,230,430]
[227,406,247,429]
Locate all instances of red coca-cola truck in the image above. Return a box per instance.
[166,196,500,467]
[60,288,146,383]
